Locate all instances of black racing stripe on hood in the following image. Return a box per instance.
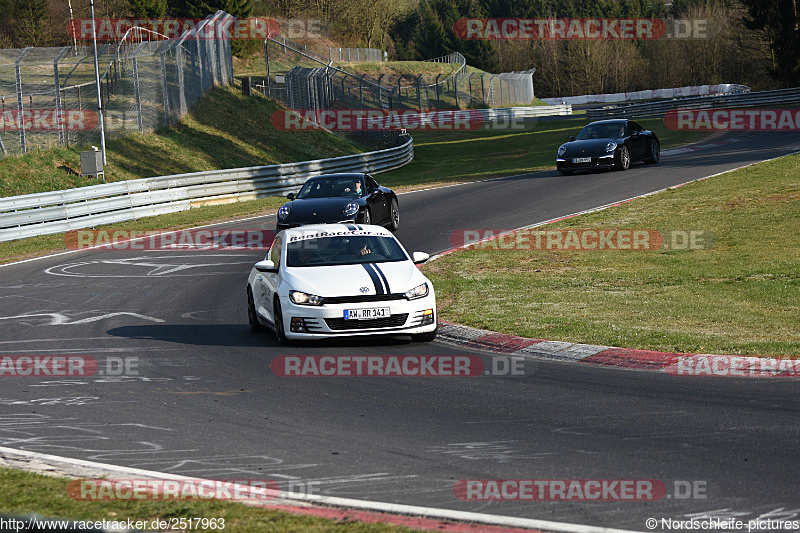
[372,263,391,294]
[361,263,384,295]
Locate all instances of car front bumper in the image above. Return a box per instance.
[279,293,437,340]
[557,154,615,171]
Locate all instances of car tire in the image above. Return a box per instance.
[615,145,630,171]
[248,288,266,333]
[411,326,437,342]
[645,138,660,164]
[360,209,372,225]
[388,198,400,231]
[273,298,289,344]
[559,170,573,176]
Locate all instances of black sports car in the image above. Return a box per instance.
[276,173,400,231]
[556,119,660,175]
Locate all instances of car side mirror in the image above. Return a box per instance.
[412,252,430,264]
[286,193,295,201]
[254,259,278,273]
[568,136,575,142]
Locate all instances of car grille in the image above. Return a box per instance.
[324,314,409,330]
[323,294,406,304]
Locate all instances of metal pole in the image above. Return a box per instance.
[90,0,107,166]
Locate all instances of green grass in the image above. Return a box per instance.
[378,116,713,189]
[423,152,800,356]
[0,468,416,532]
[0,85,364,197]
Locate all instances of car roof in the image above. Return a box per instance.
[585,119,629,126]
[304,173,367,181]
[280,224,394,242]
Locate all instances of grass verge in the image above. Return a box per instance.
[422,152,800,356]
[0,467,415,532]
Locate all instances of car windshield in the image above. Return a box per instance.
[295,177,364,199]
[576,123,626,140]
[286,235,407,267]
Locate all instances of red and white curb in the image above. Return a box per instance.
[0,447,644,533]
[438,321,800,377]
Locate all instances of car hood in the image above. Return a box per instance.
[563,138,617,156]
[285,197,356,222]
[284,261,426,297]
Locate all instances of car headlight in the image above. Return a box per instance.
[289,290,323,305]
[278,204,291,220]
[343,201,359,218]
[404,283,428,300]
[606,141,617,152]
[557,144,567,157]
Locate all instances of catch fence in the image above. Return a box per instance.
[0,10,234,158]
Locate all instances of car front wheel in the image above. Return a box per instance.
[248,288,266,333]
[388,198,400,231]
[273,298,289,344]
[411,326,437,342]
[360,209,372,225]
[645,138,660,164]
[615,145,630,171]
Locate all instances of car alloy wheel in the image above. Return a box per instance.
[361,209,372,225]
[646,139,660,163]
[389,199,400,231]
[616,145,630,170]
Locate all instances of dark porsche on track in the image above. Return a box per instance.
[556,119,660,175]
[276,173,400,231]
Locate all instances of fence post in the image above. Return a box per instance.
[132,55,144,133]
[416,75,422,109]
[14,47,32,153]
[176,45,187,115]
[160,53,170,126]
[434,74,442,109]
[54,47,70,146]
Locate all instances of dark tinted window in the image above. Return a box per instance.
[286,235,408,267]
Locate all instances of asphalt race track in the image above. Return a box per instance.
[1,131,799,530]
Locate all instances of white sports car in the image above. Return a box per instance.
[247,224,437,342]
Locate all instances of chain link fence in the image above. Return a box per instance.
[261,38,536,113]
[0,10,234,159]
[328,47,385,63]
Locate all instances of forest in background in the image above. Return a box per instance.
[1,0,797,97]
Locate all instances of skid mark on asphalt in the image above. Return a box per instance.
[44,255,253,278]
[0,311,164,326]
[427,441,553,463]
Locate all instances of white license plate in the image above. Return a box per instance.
[573,157,591,163]
[344,307,390,320]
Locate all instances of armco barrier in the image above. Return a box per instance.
[585,87,800,120]
[0,136,413,242]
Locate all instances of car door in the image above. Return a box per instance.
[256,234,282,323]
[627,121,647,160]
[365,175,388,223]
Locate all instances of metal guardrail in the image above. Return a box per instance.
[585,87,800,120]
[0,136,413,242]
[476,104,571,120]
